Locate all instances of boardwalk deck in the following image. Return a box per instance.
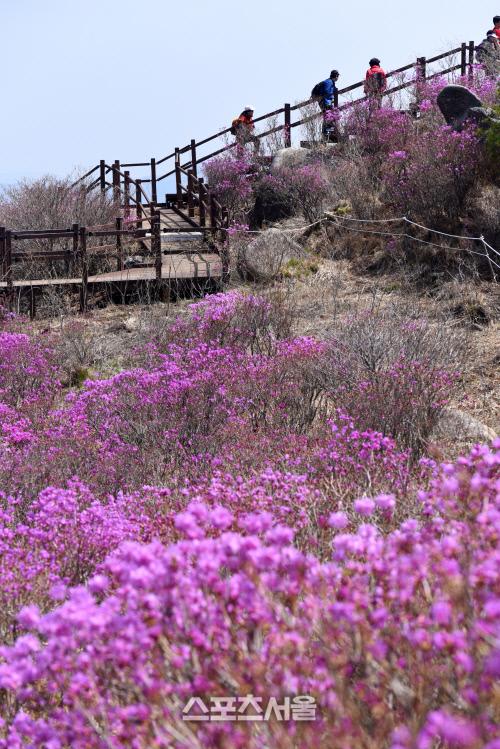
[0,252,221,289]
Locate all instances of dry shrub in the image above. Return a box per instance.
[0,174,119,286]
[329,151,384,219]
[321,299,473,454]
[0,175,116,237]
[55,319,107,385]
[465,183,500,249]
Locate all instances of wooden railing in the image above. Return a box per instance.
[0,204,228,316]
[72,41,476,221]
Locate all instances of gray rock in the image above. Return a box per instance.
[123,316,139,332]
[437,85,482,125]
[437,85,500,132]
[270,147,309,173]
[237,228,304,282]
[433,407,497,444]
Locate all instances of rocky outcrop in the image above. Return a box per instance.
[432,407,497,444]
[237,228,304,282]
[437,85,500,132]
[270,147,310,173]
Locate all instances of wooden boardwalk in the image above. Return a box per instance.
[0,203,226,317]
[0,253,222,289]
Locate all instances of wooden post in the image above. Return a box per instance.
[414,56,426,115]
[417,56,426,82]
[135,179,142,228]
[5,231,12,303]
[99,160,106,193]
[460,43,467,77]
[210,196,217,237]
[29,287,36,320]
[113,160,121,204]
[333,89,339,109]
[468,40,475,82]
[79,227,88,313]
[221,207,230,281]
[284,103,291,148]
[71,223,79,277]
[152,210,162,280]
[199,178,206,227]
[187,170,195,218]
[0,227,6,282]
[124,171,131,219]
[116,216,123,271]
[175,148,182,207]
[150,158,157,204]
[190,139,197,178]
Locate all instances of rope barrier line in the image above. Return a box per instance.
[326,221,500,272]
[222,214,499,277]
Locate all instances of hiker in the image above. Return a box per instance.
[311,70,340,141]
[231,107,260,152]
[476,31,500,78]
[364,58,387,109]
[493,15,500,39]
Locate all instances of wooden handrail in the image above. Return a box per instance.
[73,43,475,218]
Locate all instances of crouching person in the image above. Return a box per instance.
[231,106,261,153]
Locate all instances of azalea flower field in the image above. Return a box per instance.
[0,290,497,749]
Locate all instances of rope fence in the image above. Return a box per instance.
[221,215,499,278]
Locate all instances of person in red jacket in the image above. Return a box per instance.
[493,16,500,40]
[231,106,260,152]
[364,58,387,109]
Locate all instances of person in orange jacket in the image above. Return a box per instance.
[231,106,260,152]
[364,58,387,109]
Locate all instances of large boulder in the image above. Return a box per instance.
[270,147,309,173]
[437,85,500,131]
[237,228,304,282]
[432,407,497,444]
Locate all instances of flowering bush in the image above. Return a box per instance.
[274,165,331,222]
[203,152,255,221]
[384,123,482,230]
[0,294,494,748]
[0,442,497,748]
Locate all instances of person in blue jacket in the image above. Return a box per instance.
[311,70,340,140]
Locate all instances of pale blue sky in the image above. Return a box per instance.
[0,0,491,184]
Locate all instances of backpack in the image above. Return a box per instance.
[366,69,386,93]
[311,81,325,99]
[230,117,242,136]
